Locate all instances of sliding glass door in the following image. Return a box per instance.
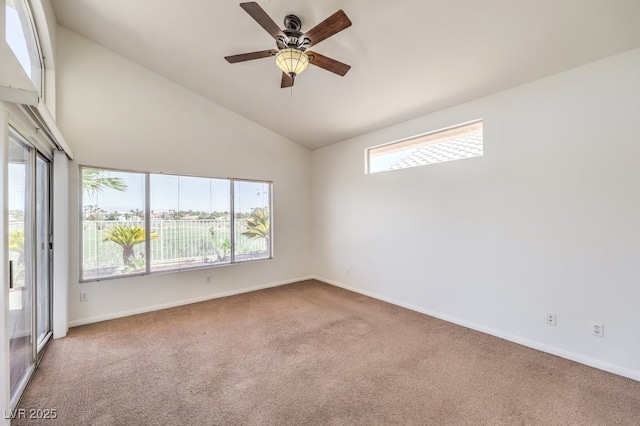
[7,128,52,408]
[8,132,34,406]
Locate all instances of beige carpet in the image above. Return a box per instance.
[13,280,640,425]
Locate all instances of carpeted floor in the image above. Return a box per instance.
[13,280,640,425]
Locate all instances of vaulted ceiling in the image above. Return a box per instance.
[51,0,640,149]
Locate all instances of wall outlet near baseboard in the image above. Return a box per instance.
[205,275,212,284]
[546,313,556,326]
[592,322,604,337]
[80,292,88,302]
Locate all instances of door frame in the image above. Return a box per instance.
[4,118,54,410]
[34,151,52,363]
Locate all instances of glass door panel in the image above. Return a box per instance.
[8,132,34,407]
[35,154,51,351]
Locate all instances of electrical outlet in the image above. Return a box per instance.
[80,292,88,302]
[546,313,556,326]
[346,268,351,276]
[592,322,604,337]
[205,275,211,283]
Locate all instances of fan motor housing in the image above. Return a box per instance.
[277,14,310,51]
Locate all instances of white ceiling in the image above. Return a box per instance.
[51,0,640,150]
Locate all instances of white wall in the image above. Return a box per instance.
[52,151,69,337]
[56,27,312,326]
[312,48,640,379]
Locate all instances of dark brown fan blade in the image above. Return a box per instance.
[225,49,278,63]
[281,73,294,88]
[307,51,351,76]
[240,2,284,40]
[303,10,351,47]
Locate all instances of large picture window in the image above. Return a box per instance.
[80,167,272,281]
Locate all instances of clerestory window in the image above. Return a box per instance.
[366,120,483,174]
[5,0,43,94]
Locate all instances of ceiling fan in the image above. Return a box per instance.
[225,2,352,88]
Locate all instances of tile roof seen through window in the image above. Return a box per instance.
[389,133,483,170]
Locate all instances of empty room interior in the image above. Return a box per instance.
[2,0,640,424]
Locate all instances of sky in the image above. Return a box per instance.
[9,160,269,219]
[369,150,411,173]
[5,3,32,79]
[83,171,270,214]
[6,4,36,213]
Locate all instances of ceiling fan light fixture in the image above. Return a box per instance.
[275,48,309,77]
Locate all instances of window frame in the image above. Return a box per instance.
[365,119,483,174]
[5,0,44,96]
[232,178,273,264]
[79,165,273,282]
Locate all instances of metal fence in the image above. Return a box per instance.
[10,219,269,279]
[80,219,268,275]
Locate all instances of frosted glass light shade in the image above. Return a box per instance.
[275,48,309,77]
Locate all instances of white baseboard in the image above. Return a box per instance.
[313,275,640,382]
[68,276,314,328]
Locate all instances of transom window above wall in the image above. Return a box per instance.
[366,120,483,174]
[5,0,43,93]
[80,167,272,282]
